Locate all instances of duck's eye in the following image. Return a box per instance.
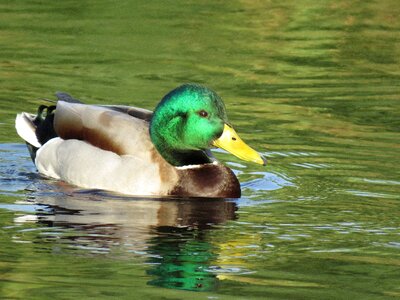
[198,110,208,118]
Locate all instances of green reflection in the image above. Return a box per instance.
[147,228,217,291]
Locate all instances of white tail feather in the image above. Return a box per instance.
[15,113,41,148]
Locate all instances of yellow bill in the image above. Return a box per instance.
[212,124,267,165]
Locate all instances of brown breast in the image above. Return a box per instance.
[170,163,241,198]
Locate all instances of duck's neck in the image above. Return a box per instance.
[155,145,211,167]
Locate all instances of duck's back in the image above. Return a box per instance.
[54,101,153,160]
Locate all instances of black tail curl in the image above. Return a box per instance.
[34,92,82,147]
[24,92,81,162]
[34,105,58,146]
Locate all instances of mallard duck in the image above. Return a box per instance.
[15,84,266,198]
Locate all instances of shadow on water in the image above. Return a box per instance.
[14,185,238,292]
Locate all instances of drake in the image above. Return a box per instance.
[15,84,266,198]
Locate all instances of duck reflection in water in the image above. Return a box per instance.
[17,184,237,292]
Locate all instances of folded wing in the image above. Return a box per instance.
[54,101,155,162]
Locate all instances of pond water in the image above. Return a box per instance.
[1,1,400,299]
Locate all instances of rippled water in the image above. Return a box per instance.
[1,1,400,299]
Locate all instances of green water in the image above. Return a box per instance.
[1,1,400,299]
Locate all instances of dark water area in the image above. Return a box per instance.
[1,1,400,299]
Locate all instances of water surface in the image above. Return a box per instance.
[1,1,400,299]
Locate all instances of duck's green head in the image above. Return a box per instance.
[150,84,266,167]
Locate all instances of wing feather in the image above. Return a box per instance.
[54,101,154,161]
